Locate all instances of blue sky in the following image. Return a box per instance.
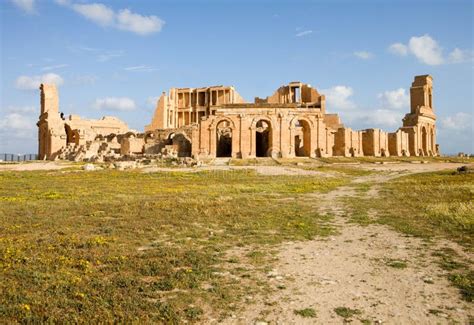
[1,0,472,154]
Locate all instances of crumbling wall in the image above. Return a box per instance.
[121,136,145,155]
[38,84,66,160]
[362,129,390,157]
[144,126,196,157]
[333,128,363,157]
[388,129,410,156]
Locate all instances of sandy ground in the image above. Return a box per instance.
[220,164,473,325]
[1,160,468,175]
[0,161,74,171]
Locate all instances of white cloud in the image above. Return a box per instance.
[377,88,409,110]
[60,2,165,36]
[0,113,36,140]
[15,73,64,90]
[10,0,35,14]
[448,48,473,63]
[295,30,312,37]
[353,51,374,60]
[41,64,69,71]
[72,3,115,26]
[440,112,472,130]
[0,113,35,130]
[116,9,164,35]
[363,109,403,128]
[408,35,444,65]
[389,35,471,66]
[321,85,356,110]
[124,65,157,72]
[388,43,408,56]
[93,97,136,111]
[341,108,403,130]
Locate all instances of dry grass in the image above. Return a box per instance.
[345,170,474,301]
[0,169,347,323]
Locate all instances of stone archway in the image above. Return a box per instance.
[255,120,272,157]
[65,124,79,145]
[216,120,232,157]
[421,126,428,156]
[430,128,435,155]
[294,119,311,157]
[349,147,356,157]
[168,132,192,157]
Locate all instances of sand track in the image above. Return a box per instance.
[222,163,472,324]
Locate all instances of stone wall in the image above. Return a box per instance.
[38,75,440,161]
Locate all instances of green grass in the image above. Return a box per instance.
[316,156,472,164]
[345,170,474,302]
[385,259,408,269]
[0,169,347,323]
[448,272,473,302]
[346,171,474,248]
[293,307,317,318]
[334,306,362,319]
[1,164,472,322]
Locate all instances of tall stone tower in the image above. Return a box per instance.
[37,84,66,159]
[402,75,438,156]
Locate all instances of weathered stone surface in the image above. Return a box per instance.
[37,75,439,161]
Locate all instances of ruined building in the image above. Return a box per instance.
[38,75,438,160]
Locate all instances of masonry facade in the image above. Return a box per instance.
[38,75,438,160]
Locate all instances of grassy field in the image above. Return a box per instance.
[0,169,347,323]
[1,164,472,323]
[345,170,474,302]
[346,171,474,247]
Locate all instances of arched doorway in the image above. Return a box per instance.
[349,148,355,157]
[65,125,79,146]
[430,128,435,155]
[168,133,191,157]
[421,127,427,156]
[216,120,232,157]
[294,119,311,157]
[255,120,271,157]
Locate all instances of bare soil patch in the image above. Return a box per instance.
[0,161,73,171]
[221,163,473,324]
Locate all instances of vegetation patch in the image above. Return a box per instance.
[448,272,473,302]
[345,171,474,247]
[334,306,362,319]
[0,169,344,323]
[385,259,408,269]
[293,307,317,318]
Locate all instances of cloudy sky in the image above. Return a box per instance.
[1,0,472,154]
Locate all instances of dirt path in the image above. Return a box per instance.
[0,161,73,171]
[222,165,472,324]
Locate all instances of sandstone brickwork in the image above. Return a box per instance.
[37,84,130,160]
[37,75,439,161]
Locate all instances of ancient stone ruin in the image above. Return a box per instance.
[37,75,438,161]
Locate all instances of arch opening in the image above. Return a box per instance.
[168,132,191,157]
[421,127,428,156]
[349,147,356,157]
[216,120,232,157]
[294,119,311,157]
[255,120,272,157]
[65,125,79,146]
[430,128,435,155]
